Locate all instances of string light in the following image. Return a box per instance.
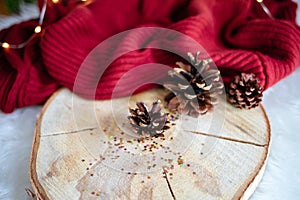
[0,0,87,50]
[1,42,10,49]
[0,0,47,50]
[34,26,42,34]
[256,0,274,19]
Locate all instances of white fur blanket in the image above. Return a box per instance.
[1,2,300,200]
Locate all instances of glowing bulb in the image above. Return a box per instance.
[52,0,59,3]
[1,42,10,49]
[34,26,42,34]
[256,0,263,2]
[81,0,87,2]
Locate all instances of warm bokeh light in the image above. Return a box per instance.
[34,26,42,34]
[1,42,10,49]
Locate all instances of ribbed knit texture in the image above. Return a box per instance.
[0,0,299,113]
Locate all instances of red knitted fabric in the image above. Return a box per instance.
[0,0,299,113]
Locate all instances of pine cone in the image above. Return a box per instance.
[227,73,263,109]
[128,101,169,137]
[164,52,223,117]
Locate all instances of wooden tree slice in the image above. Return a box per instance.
[30,88,271,200]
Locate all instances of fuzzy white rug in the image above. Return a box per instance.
[1,2,300,200]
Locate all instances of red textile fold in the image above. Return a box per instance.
[0,0,299,113]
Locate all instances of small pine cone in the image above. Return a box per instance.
[164,51,224,117]
[128,101,169,137]
[227,73,263,109]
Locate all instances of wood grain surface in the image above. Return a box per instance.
[30,88,271,200]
